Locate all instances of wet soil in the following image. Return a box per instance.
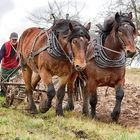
[65,83,140,129]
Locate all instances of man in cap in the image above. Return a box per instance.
[0,32,19,96]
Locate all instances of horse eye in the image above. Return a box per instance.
[72,39,77,44]
[62,35,68,39]
[118,31,123,35]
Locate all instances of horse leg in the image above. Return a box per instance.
[82,85,89,116]
[39,69,56,113]
[31,72,41,89]
[31,73,41,102]
[64,81,74,111]
[111,84,124,122]
[89,90,97,118]
[86,80,97,118]
[56,75,70,116]
[22,66,37,114]
[74,77,80,101]
[56,85,66,116]
[64,73,78,111]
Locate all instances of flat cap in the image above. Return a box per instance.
[10,32,18,39]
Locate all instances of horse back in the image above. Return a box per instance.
[18,27,72,75]
[19,27,47,58]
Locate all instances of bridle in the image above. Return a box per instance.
[116,21,135,54]
[51,26,90,65]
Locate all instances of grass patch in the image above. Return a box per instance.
[125,68,140,85]
[126,67,140,74]
[0,101,139,140]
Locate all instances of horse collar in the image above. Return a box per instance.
[92,34,126,68]
[46,32,67,60]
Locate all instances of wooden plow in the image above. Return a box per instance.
[0,66,46,107]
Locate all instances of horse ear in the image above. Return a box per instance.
[128,12,133,20]
[115,12,120,23]
[84,22,91,31]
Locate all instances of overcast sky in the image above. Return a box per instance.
[0,0,107,45]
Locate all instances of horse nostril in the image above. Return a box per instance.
[75,65,82,71]
[126,50,136,58]
[75,64,86,71]
[75,65,80,69]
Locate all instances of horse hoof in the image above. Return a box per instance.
[64,104,74,111]
[82,109,89,116]
[82,112,90,117]
[56,111,64,116]
[39,105,51,113]
[93,115,98,120]
[39,108,47,113]
[39,107,47,113]
[24,108,37,114]
[29,110,38,114]
[111,112,120,122]
[89,113,98,120]
[25,105,37,114]
[39,100,51,113]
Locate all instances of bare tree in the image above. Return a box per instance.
[129,0,140,34]
[28,0,86,28]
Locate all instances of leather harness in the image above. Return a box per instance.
[88,34,126,68]
[20,29,73,71]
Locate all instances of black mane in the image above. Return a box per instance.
[51,19,70,35]
[97,12,136,45]
[51,19,90,42]
[97,12,136,35]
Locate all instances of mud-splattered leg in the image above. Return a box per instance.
[22,65,37,114]
[111,84,124,122]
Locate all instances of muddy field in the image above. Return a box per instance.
[68,84,140,129]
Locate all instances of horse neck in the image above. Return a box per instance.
[62,43,69,55]
[104,32,123,59]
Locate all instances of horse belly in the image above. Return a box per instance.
[97,71,123,87]
[44,58,73,77]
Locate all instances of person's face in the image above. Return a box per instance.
[10,38,18,45]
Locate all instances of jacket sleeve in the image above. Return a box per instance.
[0,44,6,63]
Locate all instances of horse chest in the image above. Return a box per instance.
[47,61,72,76]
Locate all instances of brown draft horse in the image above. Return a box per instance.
[18,19,91,115]
[65,12,137,121]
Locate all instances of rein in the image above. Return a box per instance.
[95,43,123,54]
[88,33,123,55]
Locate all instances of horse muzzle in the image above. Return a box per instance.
[126,50,136,58]
[125,44,136,53]
[74,63,87,71]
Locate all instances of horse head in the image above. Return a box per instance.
[51,19,91,71]
[114,12,137,56]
